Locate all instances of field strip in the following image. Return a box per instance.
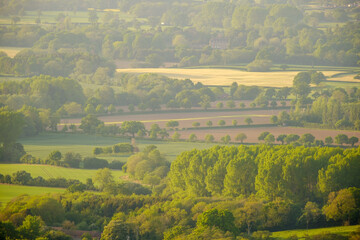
[60,114,270,126]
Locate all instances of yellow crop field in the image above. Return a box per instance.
[0,47,27,58]
[117,68,352,87]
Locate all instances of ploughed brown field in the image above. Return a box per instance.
[177,127,360,144]
[61,109,282,129]
[61,109,360,144]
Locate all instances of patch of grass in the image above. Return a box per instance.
[271,225,360,239]
[0,184,65,208]
[0,76,26,82]
[0,163,125,182]
[19,132,217,162]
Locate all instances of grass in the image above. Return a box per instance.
[0,163,125,182]
[19,132,217,162]
[117,67,360,88]
[0,10,136,25]
[0,184,65,208]
[271,225,360,239]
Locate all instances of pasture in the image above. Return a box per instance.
[117,68,360,87]
[271,225,360,239]
[0,164,125,182]
[19,133,218,162]
[0,184,65,208]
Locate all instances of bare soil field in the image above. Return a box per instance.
[61,109,283,129]
[177,126,360,144]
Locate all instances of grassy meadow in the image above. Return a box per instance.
[271,225,360,239]
[117,68,360,87]
[0,163,125,182]
[19,132,218,162]
[0,184,65,208]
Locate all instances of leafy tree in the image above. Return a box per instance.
[79,115,103,134]
[298,202,321,229]
[216,102,223,109]
[264,134,275,145]
[325,136,333,146]
[276,134,287,144]
[101,220,137,240]
[93,168,115,192]
[300,133,315,145]
[335,134,348,145]
[172,131,180,141]
[206,120,213,127]
[258,132,270,141]
[232,120,238,126]
[17,215,43,240]
[218,120,226,126]
[270,115,278,124]
[221,135,231,144]
[323,188,357,225]
[245,117,253,125]
[349,136,359,147]
[235,133,247,143]
[166,120,179,129]
[12,171,32,185]
[189,133,197,142]
[197,208,237,235]
[235,201,263,235]
[192,122,200,128]
[121,121,146,138]
[285,134,300,144]
[226,100,235,109]
[205,134,214,143]
[0,108,24,148]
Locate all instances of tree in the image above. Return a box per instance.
[235,201,263,235]
[323,188,357,225]
[17,215,43,240]
[93,168,115,192]
[232,120,238,126]
[101,220,137,240]
[349,137,359,147]
[205,134,214,143]
[121,121,146,138]
[264,134,275,145]
[197,208,237,235]
[258,132,270,141]
[88,10,98,26]
[235,133,247,143]
[192,122,200,128]
[218,120,226,126]
[166,120,179,129]
[298,202,321,229]
[172,131,180,141]
[226,100,235,109]
[335,134,348,145]
[325,136,333,146]
[12,170,32,185]
[245,117,253,125]
[0,108,24,148]
[206,120,213,127]
[285,134,300,144]
[79,115,103,134]
[270,115,278,124]
[300,133,315,145]
[216,102,223,109]
[276,134,287,144]
[189,133,197,142]
[221,135,231,144]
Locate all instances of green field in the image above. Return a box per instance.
[0,10,137,25]
[0,184,65,208]
[20,132,218,162]
[271,225,360,239]
[0,164,125,182]
[0,47,28,57]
